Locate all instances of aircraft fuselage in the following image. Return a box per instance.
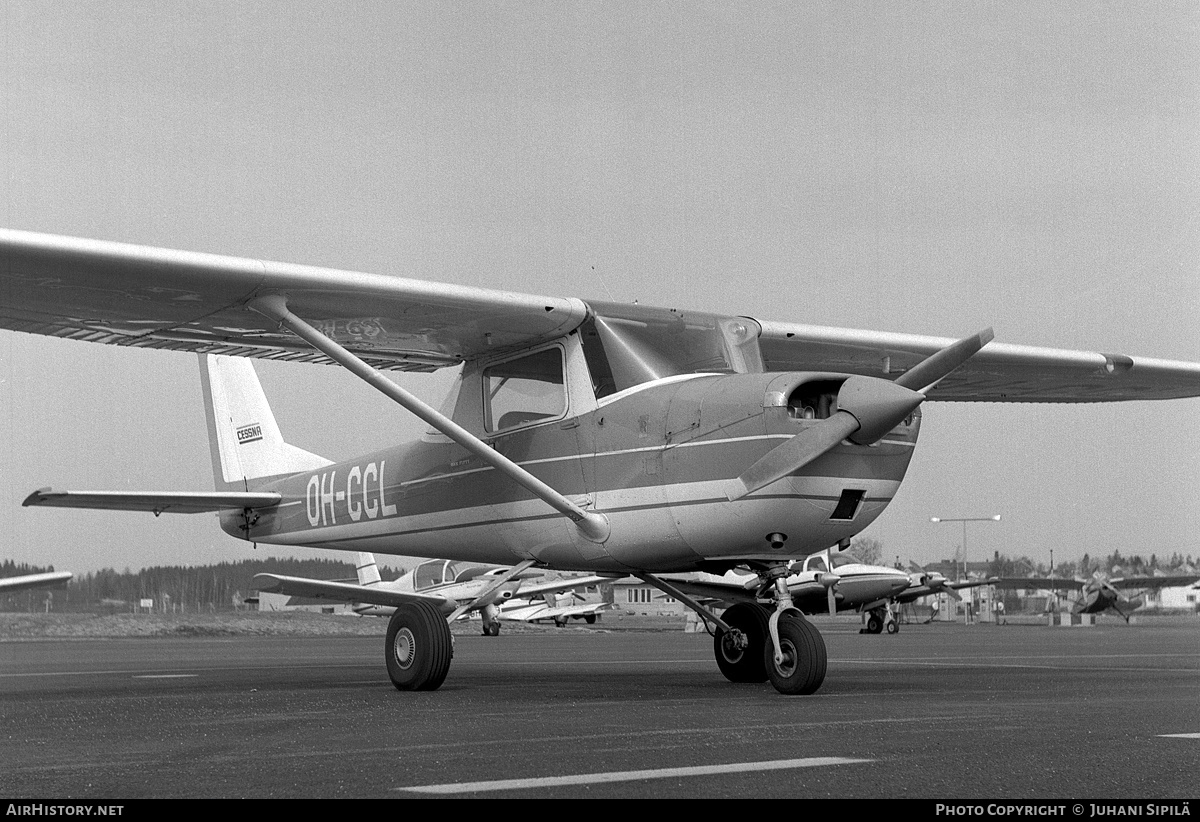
[229,371,921,573]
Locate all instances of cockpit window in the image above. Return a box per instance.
[483,346,567,432]
[414,560,449,590]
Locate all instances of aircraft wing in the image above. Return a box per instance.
[1109,575,1200,590]
[0,571,73,594]
[990,577,1085,591]
[0,229,588,371]
[253,573,456,613]
[23,488,282,514]
[498,599,610,622]
[512,575,615,599]
[949,578,997,591]
[758,322,1200,402]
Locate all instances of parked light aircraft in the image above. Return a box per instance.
[991,572,1200,622]
[255,552,611,635]
[5,228,1200,695]
[0,571,73,594]
[497,590,610,627]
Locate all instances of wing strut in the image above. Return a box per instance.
[246,295,610,543]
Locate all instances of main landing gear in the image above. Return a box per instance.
[670,564,827,695]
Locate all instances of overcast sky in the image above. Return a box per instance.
[2,1,1198,576]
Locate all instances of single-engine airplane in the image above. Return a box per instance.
[497,590,611,628]
[255,552,611,635]
[4,228,1200,694]
[991,572,1200,622]
[0,571,73,595]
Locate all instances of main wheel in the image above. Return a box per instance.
[764,612,827,695]
[385,601,453,691]
[865,613,883,634]
[583,614,597,624]
[482,621,501,637]
[714,602,770,683]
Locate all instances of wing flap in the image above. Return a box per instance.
[252,573,454,612]
[0,229,588,370]
[758,322,1200,402]
[22,488,282,514]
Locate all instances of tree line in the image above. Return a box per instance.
[0,556,407,613]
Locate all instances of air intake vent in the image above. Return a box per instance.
[830,489,865,520]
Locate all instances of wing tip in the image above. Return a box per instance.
[22,487,57,507]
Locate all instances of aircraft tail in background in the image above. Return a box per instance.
[198,354,332,491]
[355,553,384,588]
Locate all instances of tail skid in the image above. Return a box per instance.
[198,355,332,490]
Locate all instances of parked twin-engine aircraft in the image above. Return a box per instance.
[255,552,611,635]
[891,563,995,607]
[5,228,1200,694]
[0,571,73,595]
[991,572,1200,622]
[660,549,958,638]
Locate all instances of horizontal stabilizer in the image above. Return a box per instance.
[252,573,455,613]
[23,488,282,515]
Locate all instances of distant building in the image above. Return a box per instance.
[255,591,355,615]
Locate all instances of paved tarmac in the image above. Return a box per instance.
[2,619,1198,800]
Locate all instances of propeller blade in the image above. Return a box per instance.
[728,411,859,500]
[945,587,963,602]
[827,580,838,615]
[893,327,994,393]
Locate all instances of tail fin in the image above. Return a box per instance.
[199,354,332,490]
[355,553,383,587]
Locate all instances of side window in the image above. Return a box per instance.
[484,347,567,432]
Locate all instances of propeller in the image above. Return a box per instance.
[729,328,994,501]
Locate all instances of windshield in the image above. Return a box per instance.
[580,301,762,397]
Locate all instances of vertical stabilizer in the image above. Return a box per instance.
[199,354,332,490]
[356,553,383,587]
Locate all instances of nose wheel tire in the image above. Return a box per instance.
[885,618,899,634]
[385,601,453,691]
[764,612,827,695]
[714,602,771,683]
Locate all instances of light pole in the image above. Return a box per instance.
[930,515,1002,581]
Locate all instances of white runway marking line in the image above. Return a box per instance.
[396,756,872,794]
[1158,733,1200,739]
[132,674,199,679]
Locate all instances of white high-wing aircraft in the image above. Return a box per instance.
[496,590,611,628]
[255,552,612,635]
[0,571,73,594]
[4,228,1200,695]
